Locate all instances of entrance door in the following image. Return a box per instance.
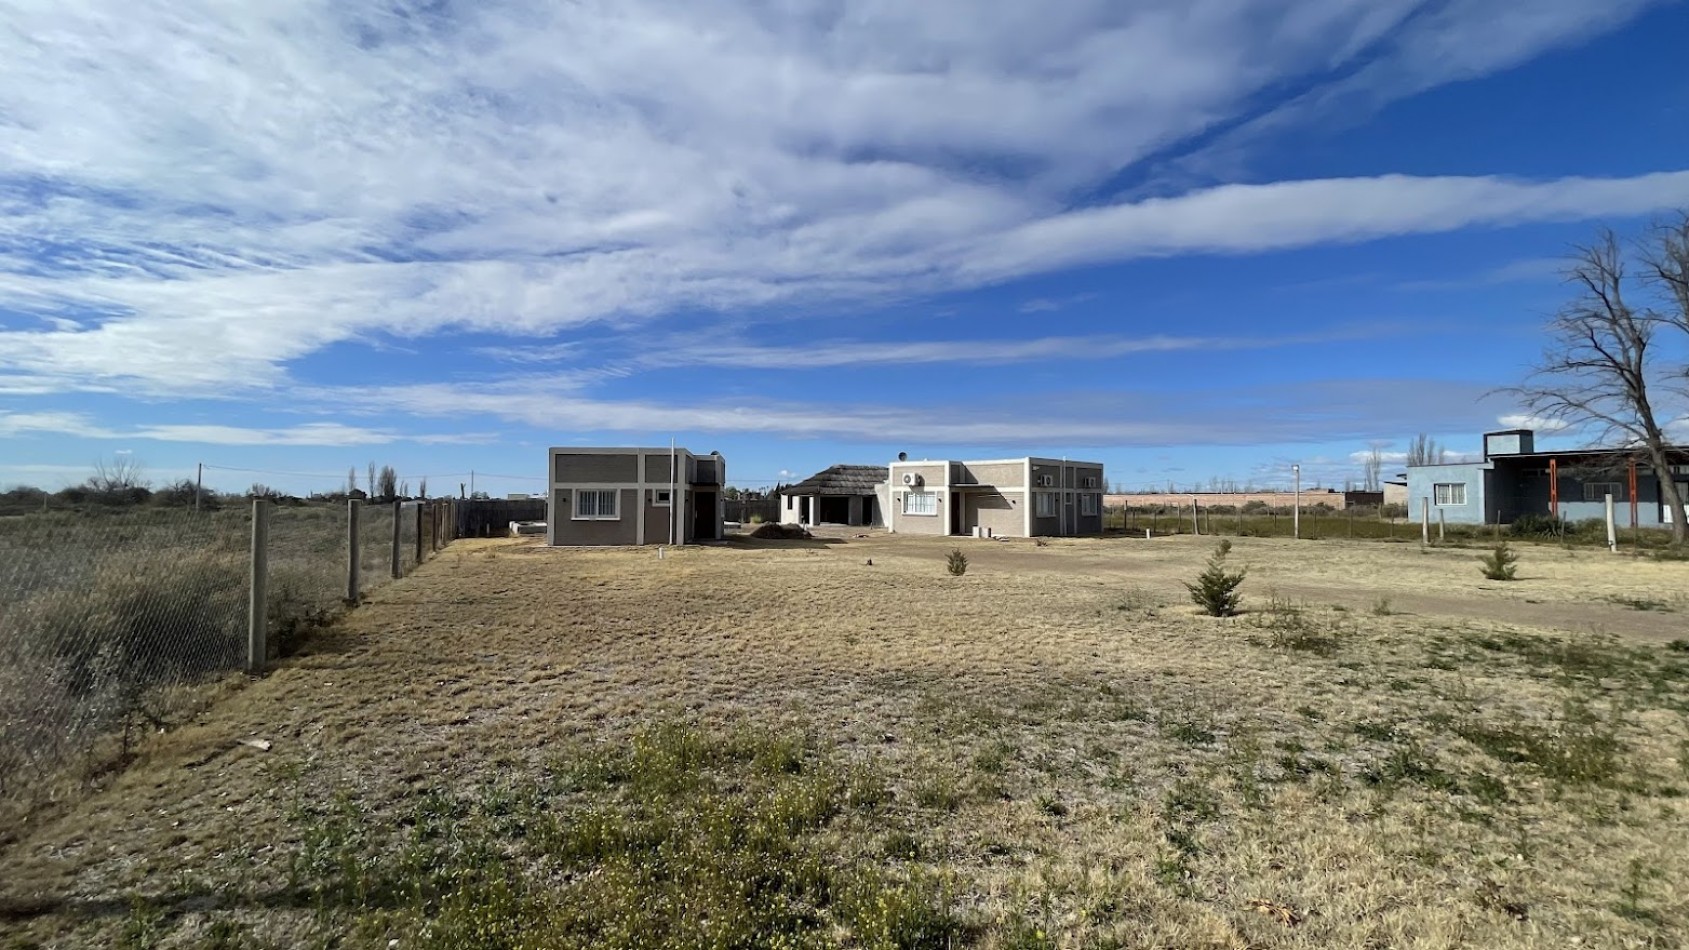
[862,495,876,526]
[693,491,718,540]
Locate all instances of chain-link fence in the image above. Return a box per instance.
[0,499,456,821]
[0,507,250,805]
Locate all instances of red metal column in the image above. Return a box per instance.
[1549,458,1558,519]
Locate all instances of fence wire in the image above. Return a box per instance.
[1,500,451,820]
[0,507,250,804]
[358,502,396,595]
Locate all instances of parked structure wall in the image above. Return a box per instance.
[547,447,723,546]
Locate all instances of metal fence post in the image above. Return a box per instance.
[346,499,360,603]
[391,499,403,579]
[247,498,270,674]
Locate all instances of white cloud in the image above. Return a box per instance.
[1496,414,1572,432]
[0,1,1671,395]
[299,374,1509,448]
[0,411,476,447]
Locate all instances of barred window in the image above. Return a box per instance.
[1582,482,1622,502]
[573,489,619,519]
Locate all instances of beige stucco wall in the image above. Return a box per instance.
[957,461,1023,487]
[967,490,1023,537]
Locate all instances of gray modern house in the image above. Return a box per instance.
[886,456,1106,538]
[780,464,888,527]
[1406,429,1689,527]
[546,447,725,545]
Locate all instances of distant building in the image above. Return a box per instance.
[781,465,888,527]
[887,456,1105,538]
[1105,489,1346,510]
[546,447,725,545]
[1382,480,1408,507]
[1406,429,1689,526]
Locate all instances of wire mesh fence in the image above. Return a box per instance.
[1,499,456,821]
[359,502,396,595]
[0,507,250,806]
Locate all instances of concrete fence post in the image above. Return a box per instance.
[1421,499,1430,545]
[1605,493,1617,553]
[391,499,403,579]
[247,498,270,675]
[346,499,360,604]
[1438,509,1446,541]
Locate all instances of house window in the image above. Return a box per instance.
[573,489,619,519]
[1081,476,1099,489]
[1433,483,1466,506]
[1581,482,1622,503]
[1080,494,1100,516]
[904,492,938,516]
[1035,492,1059,518]
[652,489,672,507]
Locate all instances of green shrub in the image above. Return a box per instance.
[1509,513,1569,538]
[946,549,968,576]
[1479,542,1519,581]
[1186,540,1245,617]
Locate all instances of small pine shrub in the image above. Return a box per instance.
[1480,542,1519,581]
[1186,541,1245,616]
[945,549,968,576]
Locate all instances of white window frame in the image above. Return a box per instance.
[1433,483,1466,507]
[572,488,621,520]
[1080,493,1100,516]
[1581,482,1622,503]
[651,489,672,507]
[1035,492,1059,518]
[903,491,938,516]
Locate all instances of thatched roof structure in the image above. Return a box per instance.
[783,464,887,496]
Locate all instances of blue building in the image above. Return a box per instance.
[1406,429,1689,527]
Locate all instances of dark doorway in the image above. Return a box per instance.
[693,491,718,540]
[951,497,964,535]
[819,496,850,524]
[861,495,877,526]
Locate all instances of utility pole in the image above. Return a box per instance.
[194,462,203,511]
[1292,464,1301,540]
[470,470,476,498]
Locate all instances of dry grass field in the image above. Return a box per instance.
[3,531,1688,948]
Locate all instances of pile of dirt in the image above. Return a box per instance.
[748,522,812,540]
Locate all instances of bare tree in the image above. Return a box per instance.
[418,477,428,500]
[1505,228,1687,545]
[378,465,399,501]
[1405,434,1445,467]
[347,466,358,495]
[367,461,377,498]
[87,455,147,494]
[1363,446,1383,492]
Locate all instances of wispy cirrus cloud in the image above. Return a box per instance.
[0,411,479,447]
[0,0,1675,398]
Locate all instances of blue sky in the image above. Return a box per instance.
[4,0,1689,497]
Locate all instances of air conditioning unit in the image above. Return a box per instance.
[1038,474,1055,487]
[902,472,924,487]
[1081,476,1098,489]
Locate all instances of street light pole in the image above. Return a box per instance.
[1292,463,1301,540]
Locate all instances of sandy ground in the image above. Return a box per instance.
[2,531,1687,947]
